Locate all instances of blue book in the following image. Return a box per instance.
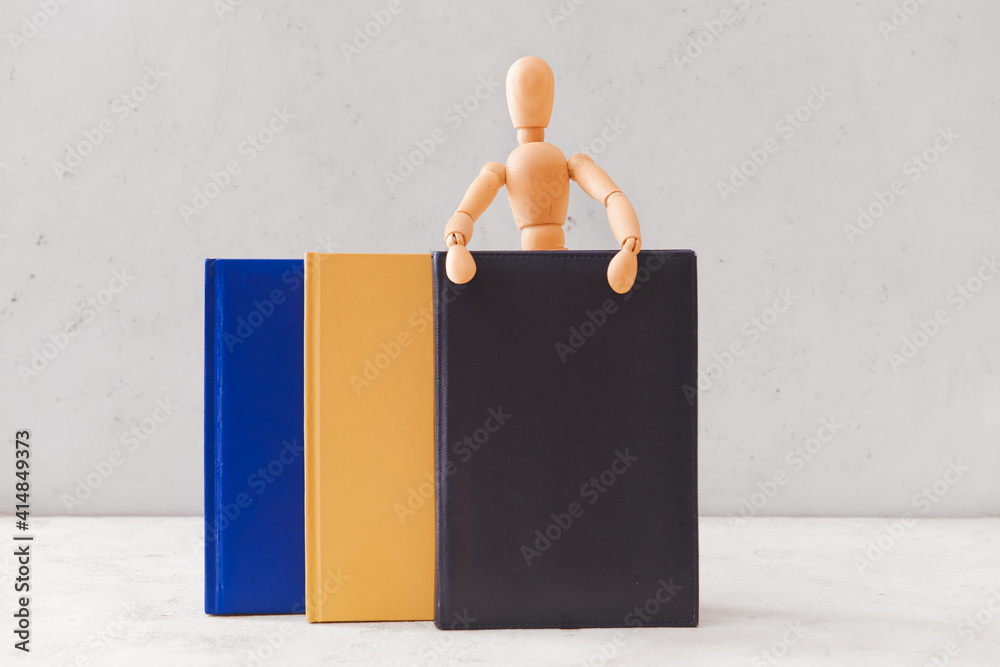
[204,259,305,614]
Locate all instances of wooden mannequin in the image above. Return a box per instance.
[444,56,642,294]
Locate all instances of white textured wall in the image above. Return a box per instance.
[1,0,997,516]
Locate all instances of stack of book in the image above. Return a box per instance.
[204,251,698,629]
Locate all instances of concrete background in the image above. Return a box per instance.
[1,0,997,516]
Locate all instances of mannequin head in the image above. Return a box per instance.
[506,56,554,144]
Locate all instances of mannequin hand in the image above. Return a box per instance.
[607,237,640,294]
[445,235,476,284]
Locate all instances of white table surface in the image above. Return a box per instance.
[2,516,998,666]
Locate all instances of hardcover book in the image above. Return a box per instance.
[304,253,436,622]
[433,250,699,629]
[204,258,306,615]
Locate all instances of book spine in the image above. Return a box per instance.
[303,253,322,622]
[203,259,221,614]
[431,253,449,628]
[687,251,700,626]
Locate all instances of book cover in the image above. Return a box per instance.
[433,250,699,629]
[304,253,435,622]
[205,258,306,615]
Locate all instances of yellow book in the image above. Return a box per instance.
[304,253,435,622]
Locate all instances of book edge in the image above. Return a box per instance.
[303,252,322,622]
[204,258,221,614]
[689,252,700,626]
[431,252,448,628]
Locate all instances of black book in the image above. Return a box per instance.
[433,250,699,629]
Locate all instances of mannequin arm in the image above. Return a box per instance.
[568,153,641,293]
[444,162,506,284]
